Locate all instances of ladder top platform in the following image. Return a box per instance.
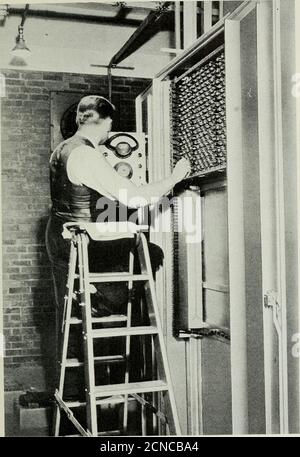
[62,221,149,241]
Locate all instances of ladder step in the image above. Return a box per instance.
[89,273,150,283]
[96,395,135,406]
[70,315,128,325]
[65,430,121,437]
[92,326,158,338]
[65,355,126,367]
[55,231,180,436]
[64,400,86,408]
[64,396,136,408]
[94,380,168,397]
[98,430,121,436]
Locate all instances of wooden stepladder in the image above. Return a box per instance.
[54,222,181,437]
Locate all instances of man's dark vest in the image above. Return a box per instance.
[50,134,104,222]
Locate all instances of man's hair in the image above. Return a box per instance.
[76,95,115,126]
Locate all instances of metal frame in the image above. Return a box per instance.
[173,186,206,331]
[203,0,213,34]
[296,0,300,431]
[174,43,224,83]
[142,4,232,436]
[271,0,289,434]
[219,1,224,19]
[225,2,257,435]
[156,12,229,80]
[183,1,198,49]
[137,0,289,437]
[225,0,289,435]
[150,78,171,338]
[256,0,280,434]
[175,0,181,50]
[147,78,190,433]
[201,180,229,331]
[135,85,153,134]
[0,91,4,439]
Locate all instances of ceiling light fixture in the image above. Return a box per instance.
[12,25,30,57]
[11,4,30,57]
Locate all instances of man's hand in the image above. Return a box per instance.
[171,157,191,184]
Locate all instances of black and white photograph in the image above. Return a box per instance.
[0,0,299,440]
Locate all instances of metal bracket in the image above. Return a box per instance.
[264,289,279,309]
[264,289,282,337]
[178,327,230,341]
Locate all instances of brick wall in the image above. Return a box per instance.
[1,69,150,391]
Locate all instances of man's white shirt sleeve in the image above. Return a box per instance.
[66,145,144,208]
[67,144,175,209]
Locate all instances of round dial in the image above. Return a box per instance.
[114,162,133,179]
[114,142,132,158]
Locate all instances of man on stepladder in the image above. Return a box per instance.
[46,94,190,355]
[46,95,190,433]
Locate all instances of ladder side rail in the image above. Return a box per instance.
[54,240,78,436]
[123,242,135,433]
[54,224,180,437]
[152,334,158,434]
[79,233,98,436]
[137,233,181,435]
[140,295,148,434]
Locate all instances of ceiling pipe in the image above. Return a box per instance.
[106,2,171,102]
[108,1,171,68]
[7,6,143,28]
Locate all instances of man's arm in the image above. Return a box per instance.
[67,145,190,208]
